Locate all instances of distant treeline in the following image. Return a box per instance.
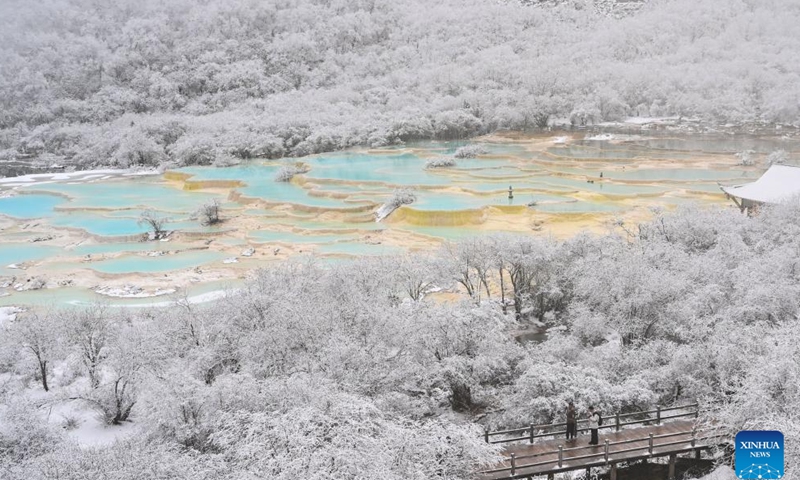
[0,0,798,168]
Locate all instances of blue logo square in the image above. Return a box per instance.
[736,430,784,479]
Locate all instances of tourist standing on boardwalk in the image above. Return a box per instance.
[587,406,600,445]
[566,401,577,441]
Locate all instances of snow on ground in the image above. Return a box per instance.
[94,285,177,298]
[623,116,682,125]
[123,169,161,177]
[0,306,23,327]
[117,289,231,307]
[47,399,138,448]
[585,133,616,141]
[551,136,569,144]
[69,288,237,308]
[0,168,159,187]
[696,466,736,480]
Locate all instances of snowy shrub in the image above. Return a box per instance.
[212,152,241,168]
[219,131,285,159]
[0,398,63,463]
[208,377,502,479]
[454,144,488,159]
[568,305,610,345]
[113,130,165,168]
[432,110,484,139]
[82,375,138,425]
[61,414,81,431]
[138,210,170,239]
[195,199,221,226]
[424,157,456,168]
[766,149,788,165]
[13,439,227,480]
[169,134,217,166]
[569,104,601,126]
[274,163,309,182]
[387,188,416,208]
[735,150,756,166]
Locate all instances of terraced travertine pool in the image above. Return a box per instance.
[0,131,796,305]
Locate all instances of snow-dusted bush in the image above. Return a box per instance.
[218,130,285,159]
[374,188,417,221]
[0,398,64,463]
[138,210,170,239]
[169,134,217,166]
[273,163,309,182]
[424,157,456,169]
[736,150,756,166]
[387,188,416,209]
[454,145,488,159]
[766,149,789,165]
[569,103,601,126]
[195,199,221,226]
[113,130,165,168]
[212,152,241,168]
[209,377,502,479]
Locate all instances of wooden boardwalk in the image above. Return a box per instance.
[478,416,721,480]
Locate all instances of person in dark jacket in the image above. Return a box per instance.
[566,401,577,441]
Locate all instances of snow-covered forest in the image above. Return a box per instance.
[1,204,798,478]
[2,0,799,478]
[1,0,799,168]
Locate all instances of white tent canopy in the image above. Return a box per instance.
[721,165,800,204]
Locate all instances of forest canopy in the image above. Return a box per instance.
[1,0,799,168]
[1,204,799,478]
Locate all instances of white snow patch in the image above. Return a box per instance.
[94,285,177,298]
[0,306,23,327]
[0,168,159,187]
[695,466,736,480]
[623,116,680,125]
[551,136,569,144]
[585,133,652,142]
[585,133,616,141]
[123,169,160,177]
[48,400,138,448]
[108,288,237,308]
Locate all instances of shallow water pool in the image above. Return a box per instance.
[0,193,65,218]
[88,250,229,274]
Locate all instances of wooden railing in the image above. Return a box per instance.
[484,403,699,444]
[480,425,722,477]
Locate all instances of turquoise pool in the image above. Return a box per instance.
[88,250,229,274]
[0,193,65,218]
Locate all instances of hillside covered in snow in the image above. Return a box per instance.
[0,0,797,168]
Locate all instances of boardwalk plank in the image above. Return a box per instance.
[478,420,707,479]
